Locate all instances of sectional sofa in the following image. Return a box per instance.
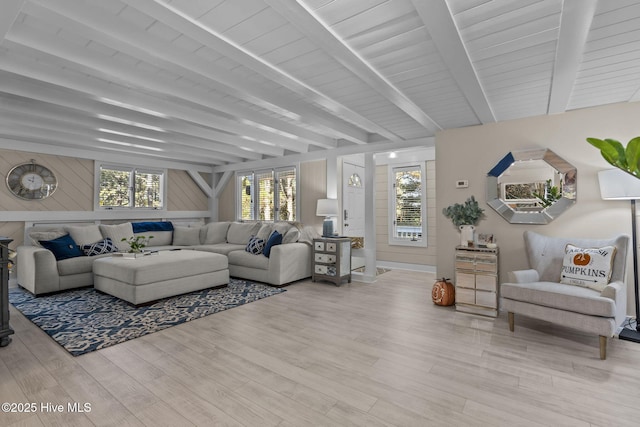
[17,221,315,295]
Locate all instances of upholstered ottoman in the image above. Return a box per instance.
[93,250,229,305]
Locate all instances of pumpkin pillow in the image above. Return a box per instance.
[560,244,616,291]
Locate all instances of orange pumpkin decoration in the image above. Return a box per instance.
[432,277,455,306]
[573,253,591,266]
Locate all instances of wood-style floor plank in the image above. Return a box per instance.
[2,270,640,426]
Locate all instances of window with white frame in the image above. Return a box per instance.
[237,166,297,221]
[389,164,426,246]
[98,164,164,209]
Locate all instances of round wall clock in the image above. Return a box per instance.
[6,160,58,200]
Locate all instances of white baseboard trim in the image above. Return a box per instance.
[375,261,437,273]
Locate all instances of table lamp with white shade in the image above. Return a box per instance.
[598,168,640,342]
[316,198,338,237]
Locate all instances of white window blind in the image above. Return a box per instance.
[391,165,424,244]
[256,171,274,221]
[238,173,254,221]
[276,168,296,221]
[236,166,297,221]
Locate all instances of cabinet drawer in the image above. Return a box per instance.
[475,274,496,291]
[314,253,336,263]
[475,261,497,273]
[456,287,475,304]
[456,272,475,289]
[455,260,475,271]
[314,241,325,251]
[475,291,497,308]
[314,265,327,275]
[326,242,337,252]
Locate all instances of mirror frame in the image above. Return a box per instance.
[487,148,576,224]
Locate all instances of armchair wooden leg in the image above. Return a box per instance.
[599,336,607,360]
[508,312,514,332]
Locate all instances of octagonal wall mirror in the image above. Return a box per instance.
[487,148,576,224]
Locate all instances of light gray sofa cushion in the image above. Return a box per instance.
[501,281,616,317]
[65,224,103,246]
[172,226,201,246]
[283,226,300,243]
[57,253,112,276]
[29,228,66,247]
[134,230,173,246]
[228,250,270,270]
[99,223,134,252]
[227,222,261,245]
[201,222,231,244]
[256,223,273,241]
[190,244,246,255]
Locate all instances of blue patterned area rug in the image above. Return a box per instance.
[9,279,285,356]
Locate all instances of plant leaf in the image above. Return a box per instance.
[626,136,640,176]
[587,138,619,167]
[604,138,627,169]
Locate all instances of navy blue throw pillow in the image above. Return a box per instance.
[263,230,283,258]
[39,234,84,261]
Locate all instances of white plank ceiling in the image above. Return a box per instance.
[1,0,639,166]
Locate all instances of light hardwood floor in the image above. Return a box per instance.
[2,269,640,426]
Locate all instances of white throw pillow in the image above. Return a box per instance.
[99,223,134,252]
[173,226,201,246]
[65,225,103,246]
[560,244,616,291]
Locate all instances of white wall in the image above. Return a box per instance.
[436,101,640,315]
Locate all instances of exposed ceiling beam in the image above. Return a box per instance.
[0,0,24,40]
[548,0,598,114]
[27,0,366,146]
[2,28,310,154]
[122,0,400,143]
[412,0,495,125]
[213,137,434,173]
[0,137,214,172]
[0,97,253,164]
[0,120,226,165]
[0,51,290,157]
[266,0,441,135]
[0,69,282,160]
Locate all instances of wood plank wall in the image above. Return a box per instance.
[0,148,208,248]
[216,159,327,227]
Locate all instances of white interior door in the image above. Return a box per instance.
[343,162,365,237]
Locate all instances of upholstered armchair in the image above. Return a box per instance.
[501,231,630,360]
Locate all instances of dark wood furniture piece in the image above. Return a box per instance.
[1,237,14,347]
[312,237,351,286]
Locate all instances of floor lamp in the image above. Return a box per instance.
[598,169,640,342]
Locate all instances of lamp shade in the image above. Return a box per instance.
[316,198,338,217]
[598,169,640,200]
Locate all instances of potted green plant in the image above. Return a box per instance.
[121,235,153,254]
[442,196,485,246]
[587,136,640,177]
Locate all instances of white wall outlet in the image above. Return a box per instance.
[456,179,469,188]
